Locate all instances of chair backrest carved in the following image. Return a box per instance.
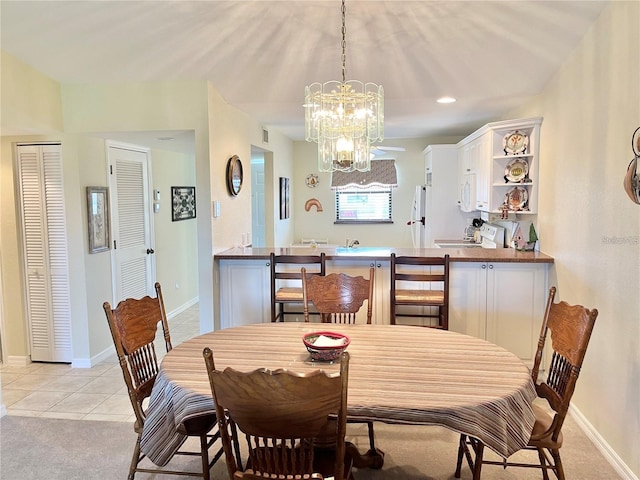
[103,282,170,427]
[530,286,598,442]
[302,268,374,324]
[203,348,349,480]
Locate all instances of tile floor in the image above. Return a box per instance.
[1,304,200,422]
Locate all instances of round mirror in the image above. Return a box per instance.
[226,155,243,196]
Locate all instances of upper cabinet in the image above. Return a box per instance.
[457,117,542,214]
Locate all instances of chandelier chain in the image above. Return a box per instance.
[341,0,347,83]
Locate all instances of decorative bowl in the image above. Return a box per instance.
[302,331,350,362]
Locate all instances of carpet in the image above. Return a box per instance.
[0,414,621,480]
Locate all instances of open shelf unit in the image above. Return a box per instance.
[488,119,542,214]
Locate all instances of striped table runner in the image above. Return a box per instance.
[140,323,536,466]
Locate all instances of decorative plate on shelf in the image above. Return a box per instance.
[503,130,529,155]
[306,174,319,188]
[505,186,529,211]
[504,158,529,182]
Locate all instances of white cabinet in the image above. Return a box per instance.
[457,133,489,212]
[217,259,270,329]
[449,262,547,366]
[217,258,391,328]
[457,117,542,215]
[327,260,390,325]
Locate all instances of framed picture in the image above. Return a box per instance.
[172,186,196,221]
[279,177,290,219]
[86,186,110,253]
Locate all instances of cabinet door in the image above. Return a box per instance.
[449,263,487,339]
[218,260,270,329]
[486,263,547,366]
[475,134,491,211]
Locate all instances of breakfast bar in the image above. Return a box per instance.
[214,246,554,366]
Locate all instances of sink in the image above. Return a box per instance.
[434,242,483,248]
[334,247,392,256]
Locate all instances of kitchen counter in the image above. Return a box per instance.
[214,246,554,263]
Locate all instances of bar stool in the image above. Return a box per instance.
[270,252,326,322]
[390,253,450,329]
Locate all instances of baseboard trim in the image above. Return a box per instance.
[5,355,30,367]
[166,296,199,319]
[70,297,198,368]
[569,404,638,480]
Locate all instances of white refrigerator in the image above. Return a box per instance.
[410,185,430,248]
[409,146,469,247]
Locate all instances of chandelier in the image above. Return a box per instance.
[304,0,384,172]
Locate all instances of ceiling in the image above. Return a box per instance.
[1,1,608,143]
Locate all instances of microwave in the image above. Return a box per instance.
[459,173,477,213]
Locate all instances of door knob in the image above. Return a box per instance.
[146,248,155,254]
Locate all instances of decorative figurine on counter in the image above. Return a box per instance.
[513,222,538,251]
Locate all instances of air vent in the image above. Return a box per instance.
[262,127,269,144]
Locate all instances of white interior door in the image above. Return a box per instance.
[107,142,155,305]
[16,143,72,362]
[251,155,266,247]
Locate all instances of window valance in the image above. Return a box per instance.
[331,159,398,189]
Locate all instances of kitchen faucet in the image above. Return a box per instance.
[346,239,360,248]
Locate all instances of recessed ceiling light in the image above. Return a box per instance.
[437,96,456,104]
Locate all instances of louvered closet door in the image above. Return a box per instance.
[16,144,72,363]
[108,145,155,304]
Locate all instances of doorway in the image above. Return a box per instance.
[106,141,156,305]
[251,149,266,247]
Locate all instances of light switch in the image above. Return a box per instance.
[213,200,221,218]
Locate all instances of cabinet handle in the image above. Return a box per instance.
[481,264,487,269]
[370,263,375,268]
[377,263,382,268]
[489,264,494,269]
[146,248,155,254]
[266,262,270,267]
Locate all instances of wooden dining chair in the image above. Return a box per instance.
[301,266,381,467]
[103,282,223,480]
[301,267,375,324]
[270,252,326,322]
[390,253,450,329]
[203,347,352,480]
[454,286,598,480]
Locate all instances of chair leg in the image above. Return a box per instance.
[231,421,243,471]
[454,434,466,478]
[367,422,376,451]
[551,448,565,480]
[537,447,550,480]
[128,433,142,480]
[198,433,210,480]
[471,440,484,480]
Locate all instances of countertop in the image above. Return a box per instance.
[214,246,554,263]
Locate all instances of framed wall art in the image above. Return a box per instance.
[279,177,290,219]
[86,186,110,253]
[171,186,196,221]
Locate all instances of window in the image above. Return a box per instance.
[335,186,393,224]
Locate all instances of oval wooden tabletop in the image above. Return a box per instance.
[142,323,536,465]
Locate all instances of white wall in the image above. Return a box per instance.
[512,2,639,476]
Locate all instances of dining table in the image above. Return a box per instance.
[140,322,536,473]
